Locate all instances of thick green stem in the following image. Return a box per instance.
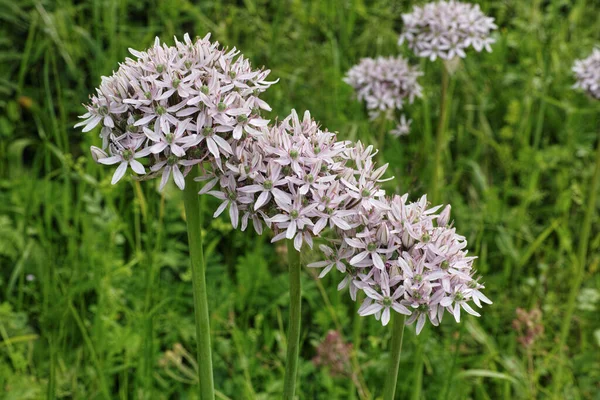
[383,314,406,400]
[431,65,450,204]
[554,134,600,394]
[183,172,215,400]
[411,325,426,400]
[283,240,302,400]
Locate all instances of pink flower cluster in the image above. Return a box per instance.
[572,48,600,100]
[312,330,352,377]
[399,1,497,61]
[197,109,386,251]
[76,33,275,190]
[343,56,422,121]
[200,108,490,333]
[309,195,491,333]
[76,34,490,333]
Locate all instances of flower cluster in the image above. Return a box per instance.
[572,48,600,100]
[312,330,353,377]
[399,1,497,61]
[309,194,491,333]
[343,56,422,121]
[199,107,490,333]
[512,307,544,350]
[198,109,387,251]
[76,34,490,333]
[75,33,276,190]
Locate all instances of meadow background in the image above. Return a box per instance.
[1,0,600,399]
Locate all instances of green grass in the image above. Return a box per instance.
[1,0,600,399]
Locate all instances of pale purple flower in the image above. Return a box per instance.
[96,139,151,184]
[399,1,497,61]
[344,56,422,120]
[151,156,199,191]
[389,115,412,137]
[184,104,491,335]
[307,243,353,278]
[207,187,252,229]
[345,231,395,271]
[573,48,600,100]
[440,284,481,323]
[75,33,276,190]
[359,285,411,326]
[270,194,318,250]
[144,118,192,157]
[237,164,290,210]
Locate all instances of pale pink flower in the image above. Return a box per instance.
[399,1,497,61]
[573,48,600,100]
[75,33,275,190]
[344,56,422,120]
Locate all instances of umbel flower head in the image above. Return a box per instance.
[309,196,492,334]
[200,107,491,333]
[572,48,600,100]
[198,109,388,251]
[312,330,352,377]
[75,33,276,190]
[399,1,497,61]
[343,56,422,120]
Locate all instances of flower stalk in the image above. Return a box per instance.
[383,314,406,400]
[431,64,451,204]
[555,132,600,392]
[283,240,302,400]
[183,170,215,400]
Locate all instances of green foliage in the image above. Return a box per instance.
[1,0,599,399]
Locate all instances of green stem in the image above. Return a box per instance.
[411,326,426,400]
[431,64,450,204]
[183,171,215,400]
[377,115,388,151]
[442,323,464,400]
[283,240,302,400]
[554,133,600,394]
[383,314,406,400]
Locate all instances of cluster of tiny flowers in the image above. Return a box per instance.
[76,34,491,333]
[399,1,497,61]
[343,56,422,121]
[572,48,600,100]
[197,109,388,251]
[309,196,491,334]
[312,330,352,377]
[197,107,490,333]
[75,33,275,190]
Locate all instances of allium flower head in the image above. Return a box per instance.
[199,109,389,251]
[399,1,497,61]
[75,33,276,189]
[194,104,489,334]
[309,193,492,334]
[343,56,422,120]
[312,330,352,377]
[572,48,600,100]
[512,307,544,349]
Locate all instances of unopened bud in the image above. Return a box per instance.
[90,146,108,163]
[438,205,451,227]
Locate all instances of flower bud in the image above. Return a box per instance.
[438,205,451,227]
[90,146,108,163]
